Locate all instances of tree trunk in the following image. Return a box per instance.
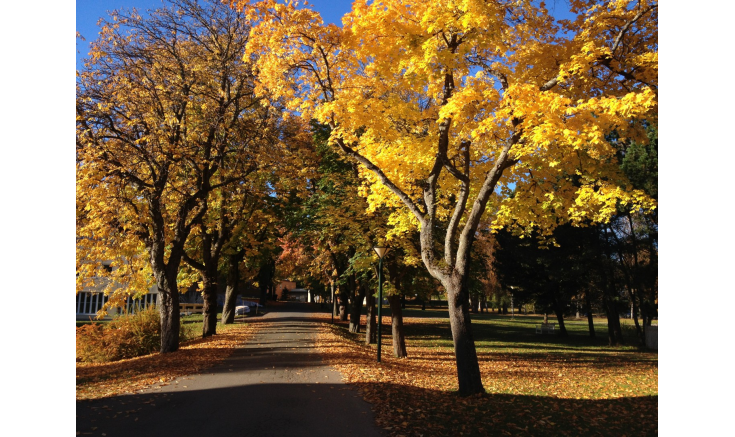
[445,278,484,396]
[631,291,644,346]
[221,253,242,324]
[365,291,377,344]
[599,227,624,345]
[638,287,649,327]
[259,284,268,307]
[553,309,567,336]
[156,269,181,353]
[618,254,645,345]
[626,211,657,329]
[603,294,624,346]
[338,288,348,321]
[602,272,624,346]
[349,280,365,334]
[585,290,596,339]
[331,281,338,317]
[200,273,218,337]
[388,295,407,358]
[552,293,568,337]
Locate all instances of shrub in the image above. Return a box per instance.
[76,323,114,363]
[109,305,161,360]
[76,306,194,363]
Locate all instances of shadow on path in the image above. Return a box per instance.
[77,304,382,437]
[77,382,375,437]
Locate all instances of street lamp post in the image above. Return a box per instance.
[373,245,390,363]
[331,269,338,324]
[509,286,516,320]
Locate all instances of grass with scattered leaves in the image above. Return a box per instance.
[314,311,657,436]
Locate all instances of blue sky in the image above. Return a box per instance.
[76,0,355,70]
[76,0,577,70]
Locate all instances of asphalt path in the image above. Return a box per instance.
[76,303,383,437]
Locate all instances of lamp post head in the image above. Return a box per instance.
[373,246,390,259]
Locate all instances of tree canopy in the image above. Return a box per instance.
[240,0,657,395]
[77,0,309,351]
[77,0,658,396]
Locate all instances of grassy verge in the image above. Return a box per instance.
[314,311,657,436]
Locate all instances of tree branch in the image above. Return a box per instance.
[455,132,520,276]
[444,140,471,266]
[332,136,427,221]
[182,251,206,272]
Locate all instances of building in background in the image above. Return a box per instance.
[275,280,296,300]
[76,261,159,321]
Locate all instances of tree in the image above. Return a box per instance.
[278,123,393,334]
[76,0,299,351]
[494,224,603,337]
[241,0,657,395]
[610,124,658,340]
[183,108,309,336]
[383,249,414,358]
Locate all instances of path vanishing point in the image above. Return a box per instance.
[76,303,383,437]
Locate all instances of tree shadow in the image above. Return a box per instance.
[359,383,657,436]
[77,381,657,437]
[77,382,382,437]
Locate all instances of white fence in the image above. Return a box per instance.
[76,292,159,318]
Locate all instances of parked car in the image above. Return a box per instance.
[235,305,250,316]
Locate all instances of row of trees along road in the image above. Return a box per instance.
[77,0,658,397]
[241,0,657,395]
[276,123,432,358]
[76,0,313,350]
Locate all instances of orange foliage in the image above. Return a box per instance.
[76,323,257,400]
[313,314,657,436]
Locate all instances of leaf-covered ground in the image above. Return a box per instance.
[313,312,657,436]
[76,323,256,400]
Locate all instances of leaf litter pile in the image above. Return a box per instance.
[313,313,657,437]
[76,323,256,400]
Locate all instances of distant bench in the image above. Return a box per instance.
[535,323,556,334]
[180,303,204,316]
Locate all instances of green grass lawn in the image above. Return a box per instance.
[324,306,658,436]
[400,308,650,352]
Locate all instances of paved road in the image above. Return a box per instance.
[77,303,383,437]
